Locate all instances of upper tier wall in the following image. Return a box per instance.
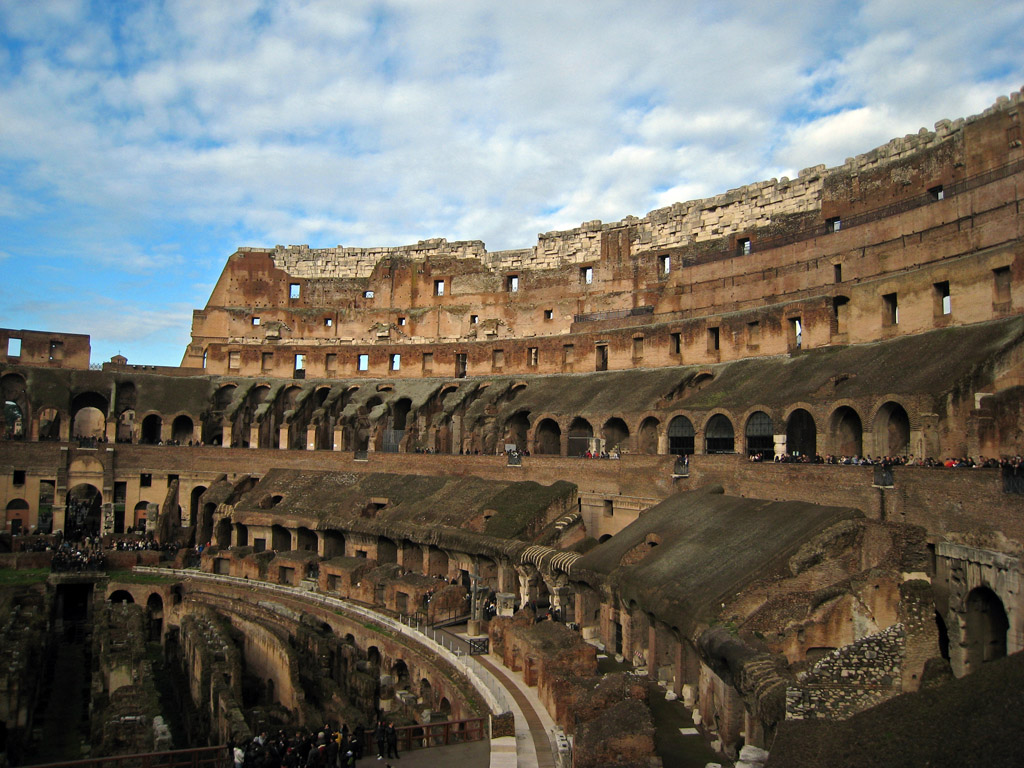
[266,89,1024,280]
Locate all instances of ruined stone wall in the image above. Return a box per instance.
[785,623,905,721]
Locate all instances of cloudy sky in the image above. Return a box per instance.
[1,0,1023,367]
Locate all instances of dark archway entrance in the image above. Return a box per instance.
[786,409,817,458]
[831,406,863,457]
[705,414,734,454]
[964,587,1008,672]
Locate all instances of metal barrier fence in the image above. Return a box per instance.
[20,745,226,768]
[393,717,487,751]
[133,568,512,716]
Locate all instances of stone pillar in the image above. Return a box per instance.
[496,592,516,617]
[773,433,786,459]
[306,426,317,451]
[221,423,232,448]
[249,425,260,449]
[333,425,344,451]
[278,425,289,449]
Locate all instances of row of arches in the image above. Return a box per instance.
[520,402,910,457]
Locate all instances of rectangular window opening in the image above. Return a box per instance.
[543,309,553,320]
[507,275,519,292]
[13,470,25,486]
[140,473,152,488]
[470,314,478,324]
[660,255,671,275]
[883,293,899,326]
[934,281,951,316]
[325,353,337,372]
[398,317,406,326]
[289,283,301,299]
[261,352,273,372]
[603,499,614,517]
[49,341,64,361]
[632,336,643,360]
[422,353,433,373]
[324,317,333,327]
[789,317,803,349]
[390,353,401,371]
[581,266,593,285]
[228,351,240,370]
[492,349,504,369]
[455,353,467,378]
[994,266,1012,305]
[363,290,374,298]
[826,217,841,233]
[563,344,575,364]
[707,327,720,352]
[596,344,608,371]
[357,354,369,372]
[294,354,305,370]
[252,316,261,326]
[737,237,751,256]
[929,185,944,201]
[528,347,538,367]
[671,332,682,355]
[834,263,842,283]
[7,337,21,357]
[434,279,445,296]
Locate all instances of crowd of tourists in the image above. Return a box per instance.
[230,721,402,768]
[745,452,1024,469]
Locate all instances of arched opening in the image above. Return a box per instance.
[785,409,817,458]
[601,417,630,453]
[598,534,613,543]
[147,592,164,641]
[109,590,134,604]
[534,418,561,455]
[189,486,207,528]
[197,502,216,547]
[234,523,249,548]
[438,696,451,716]
[203,384,236,445]
[214,518,232,549]
[377,537,398,564]
[391,660,412,691]
[392,397,412,431]
[38,407,62,441]
[3,400,25,439]
[964,586,1008,671]
[296,527,318,552]
[133,501,149,530]
[1,373,28,439]
[637,417,659,455]
[507,411,531,452]
[831,406,863,457]
[419,678,433,705]
[171,414,194,444]
[667,416,695,456]
[271,525,291,552]
[366,646,382,667]
[705,414,735,454]
[65,484,102,539]
[72,408,105,440]
[5,499,29,535]
[744,411,774,456]
[877,401,910,456]
[567,417,594,457]
[140,414,162,444]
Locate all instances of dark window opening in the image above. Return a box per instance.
[929,185,944,200]
[596,344,608,371]
[826,217,841,233]
[707,327,720,352]
[994,266,1011,305]
[13,470,25,485]
[140,473,152,487]
[671,332,681,355]
[455,353,467,378]
[834,263,842,283]
[934,281,951,316]
[737,237,751,255]
[883,293,899,326]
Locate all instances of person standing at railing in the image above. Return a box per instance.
[385,722,399,760]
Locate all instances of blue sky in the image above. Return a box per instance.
[1,0,1023,367]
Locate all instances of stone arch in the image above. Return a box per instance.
[366,646,382,667]
[963,586,1009,672]
[38,406,62,441]
[391,659,412,691]
[71,390,108,439]
[830,405,863,457]
[419,677,433,705]
[667,414,695,456]
[171,414,194,444]
[214,518,232,548]
[140,413,163,444]
[189,486,207,528]
[873,400,911,457]
[533,417,561,455]
[271,524,291,552]
[636,416,660,455]
[704,413,735,454]
[567,417,594,457]
[744,411,774,456]
[785,407,817,458]
[378,537,398,564]
[296,527,318,552]
[109,590,134,604]
[146,592,164,640]
[133,501,149,530]
[4,498,29,535]
[204,384,236,445]
[437,696,451,716]
[506,410,531,452]
[601,417,630,453]
[2,373,28,439]
[392,397,412,431]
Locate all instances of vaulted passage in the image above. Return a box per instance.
[963,586,1008,672]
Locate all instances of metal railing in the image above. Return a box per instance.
[133,567,511,715]
[19,745,226,768]
[393,717,487,751]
